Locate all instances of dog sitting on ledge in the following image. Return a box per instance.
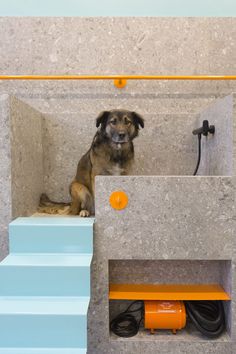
[39,109,144,217]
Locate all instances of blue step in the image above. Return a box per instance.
[0,297,89,348]
[0,253,92,296]
[9,217,94,254]
[0,216,94,352]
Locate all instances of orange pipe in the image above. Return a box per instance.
[0,75,236,80]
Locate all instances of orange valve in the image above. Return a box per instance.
[109,191,128,210]
[114,78,127,88]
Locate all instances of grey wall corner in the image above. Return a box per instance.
[0,94,11,260]
[10,96,44,218]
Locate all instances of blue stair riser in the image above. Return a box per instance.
[0,315,87,348]
[10,224,93,254]
[0,266,90,296]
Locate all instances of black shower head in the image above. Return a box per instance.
[192,120,215,136]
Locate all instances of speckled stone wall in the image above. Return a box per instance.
[91,176,236,353]
[0,95,44,260]
[0,17,235,151]
[109,260,230,285]
[0,18,235,76]
[0,17,236,113]
[0,94,11,260]
[10,96,44,218]
[197,94,233,176]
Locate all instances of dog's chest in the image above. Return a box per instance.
[108,163,125,175]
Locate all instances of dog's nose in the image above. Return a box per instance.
[119,133,126,139]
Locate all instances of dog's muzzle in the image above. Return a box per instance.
[113,132,129,144]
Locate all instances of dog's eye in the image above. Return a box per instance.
[110,120,117,125]
[124,118,131,126]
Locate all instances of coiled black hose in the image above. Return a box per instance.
[110,300,144,337]
[110,300,225,338]
[185,300,225,338]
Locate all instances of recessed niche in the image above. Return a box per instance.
[109,260,232,342]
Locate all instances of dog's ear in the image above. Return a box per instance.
[132,112,144,129]
[96,111,110,129]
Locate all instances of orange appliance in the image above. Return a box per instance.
[144,300,186,334]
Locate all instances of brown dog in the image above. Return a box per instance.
[39,109,144,216]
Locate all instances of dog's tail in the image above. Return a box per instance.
[38,193,71,214]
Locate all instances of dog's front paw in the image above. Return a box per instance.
[79,209,90,217]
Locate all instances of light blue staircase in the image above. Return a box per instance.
[0,217,94,354]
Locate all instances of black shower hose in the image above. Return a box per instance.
[110,300,225,338]
[193,133,202,175]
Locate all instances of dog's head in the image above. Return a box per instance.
[96,109,144,145]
